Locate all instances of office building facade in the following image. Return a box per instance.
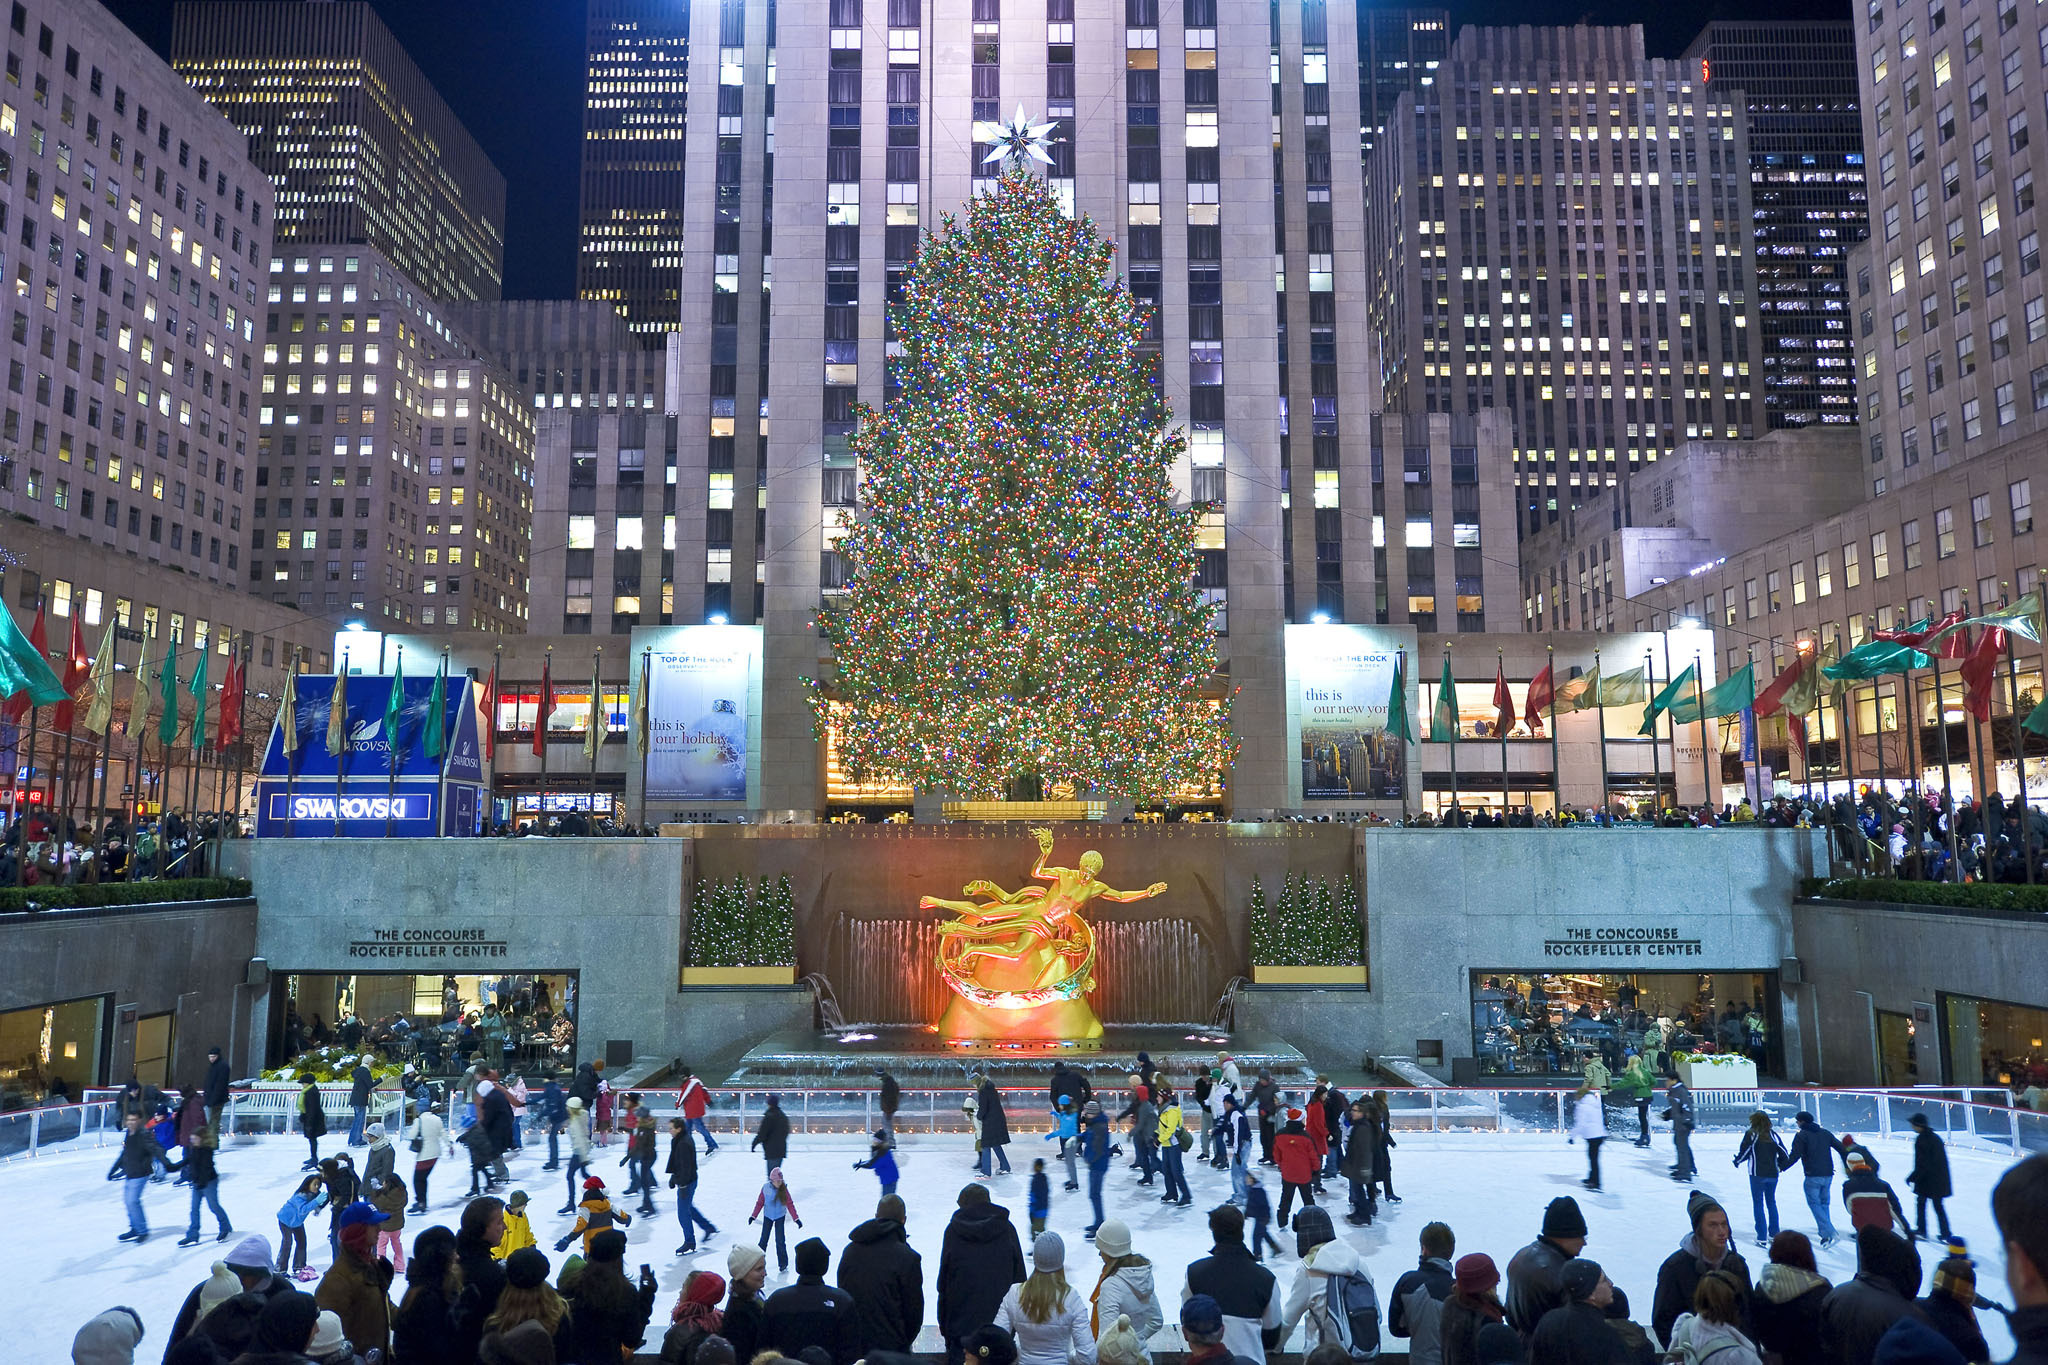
[250,246,533,633]
[1683,21,1869,432]
[1357,7,1448,170]
[1367,25,1768,535]
[171,1,507,303]
[0,0,273,596]
[578,0,692,348]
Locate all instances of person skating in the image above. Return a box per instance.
[276,1173,330,1281]
[1663,1078,1698,1183]
[1506,1196,1589,1345]
[555,1174,634,1257]
[1734,1111,1793,1249]
[558,1095,593,1214]
[1126,1083,1159,1187]
[747,1166,801,1274]
[668,1116,720,1255]
[367,1171,408,1271]
[318,1153,360,1263]
[1249,1069,1279,1166]
[1029,1158,1051,1236]
[1906,1115,1954,1243]
[1048,1096,1082,1191]
[1156,1084,1193,1208]
[938,1183,1027,1365]
[853,1129,900,1196]
[1369,1090,1402,1203]
[1989,1153,2048,1365]
[346,1056,375,1148]
[1339,1099,1377,1226]
[1820,1225,1927,1365]
[763,1236,860,1365]
[104,1113,166,1244]
[838,1192,923,1355]
[476,1074,517,1188]
[752,1094,791,1173]
[1088,1220,1160,1358]
[995,1232,1097,1365]
[1751,1231,1830,1364]
[1080,1100,1115,1238]
[362,1122,395,1191]
[1663,1267,1765,1365]
[1569,1083,1608,1191]
[537,1077,568,1171]
[680,1066,721,1155]
[1220,1093,1253,1207]
[1389,1221,1457,1365]
[1652,1190,1753,1344]
[1789,1111,1844,1247]
[1243,1171,1281,1264]
[1918,1243,1991,1364]
[1181,1203,1284,1363]
[298,1073,328,1172]
[1842,1152,1912,1237]
[1276,1204,1371,1353]
[630,1108,662,1215]
[978,1073,1014,1177]
[493,1188,537,1259]
[1272,1108,1319,1227]
[1616,1052,1656,1148]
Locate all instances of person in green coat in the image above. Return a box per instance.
[1617,1052,1658,1147]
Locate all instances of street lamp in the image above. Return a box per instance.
[1310,611,1332,625]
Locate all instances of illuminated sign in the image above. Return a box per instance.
[268,794,421,821]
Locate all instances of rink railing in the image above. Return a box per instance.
[6,1084,2041,1164]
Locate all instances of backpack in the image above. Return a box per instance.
[1312,1271,1381,1360]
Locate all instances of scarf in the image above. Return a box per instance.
[673,1270,727,1329]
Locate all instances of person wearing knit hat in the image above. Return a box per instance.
[664,1268,728,1365]
[724,1240,770,1365]
[306,1310,352,1365]
[1180,1292,1228,1365]
[760,1237,857,1362]
[1653,1188,1751,1344]
[1505,1197,1587,1343]
[1096,1312,1147,1365]
[1474,1321,1523,1364]
[253,1293,322,1357]
[1088,1219,1160,1358]
[1917,1242,1990,1364]
[1842,1148,1912,1236]
[1871,1316,1969,1365]
[994,1232,1092,1365]
[504,1245,553,1290]
[478,1318,558,1365]
[195,1261,243,1323]
[1823,1225,1929,1365]
[1275,1203,1363,1353]
[317,1202,394,1359]
[70,1307,144,1365]
[1441,1254,1508,1365]
[1528,1259,1635,1363]
[1752,1231,1830,1364]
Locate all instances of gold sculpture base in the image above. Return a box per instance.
[937,993,1105,1041]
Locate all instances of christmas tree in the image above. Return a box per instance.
[813,163,1235,799]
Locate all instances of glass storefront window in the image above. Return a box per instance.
[0,996,106,1108]
[278,972,578,1080]
[1941,992,2048,1089]
[1471,971,1776,1079]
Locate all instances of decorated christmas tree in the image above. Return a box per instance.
[813,158,1235,799]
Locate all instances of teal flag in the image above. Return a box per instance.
[1638,664,1698,736]
[1822,639,1933,682]
[1669,663,1758,724]
[1429,654,1458,742]
[0,607,65,706]
[186,645,209,753]
[1384,657,1413,744]
[384,653,406,775]
[158,633,180,746]
[424,657,447,760]
[2024,696,2048,738]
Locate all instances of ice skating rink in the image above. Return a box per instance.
[11,1124,2024,1360]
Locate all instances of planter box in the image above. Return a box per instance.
[681,965,798,987]
[1677,1055,1758,1089]
[1251,964,1369,986]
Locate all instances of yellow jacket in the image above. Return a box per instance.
[492,1208,536,1259]
[1156,1102,1185,1148]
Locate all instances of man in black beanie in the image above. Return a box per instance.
[1507,1196,1588,1344]
[766,1236,861,1365]
[1653,1189,1752,1342]
[1820,1224,1925,1365]
[1530,1258,1640,1364]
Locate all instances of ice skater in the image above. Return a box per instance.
[105,1111,170,1243]
[276,1173,329,1280]
[297,1073,328,1172]
[1569,1081,1608,1191]
[556,1174,633,1256]
[1908,1113,1955,1241]
[748,1166,801,1273]
[666,1116,719,1255]
[172,1125,234,1246]
[853,1129,900,1196]
[1734,1111,1792,1248]
[1029,1157,1050,1236]
[1048,1096,1080,1190]
[1244,1170,1282,1263]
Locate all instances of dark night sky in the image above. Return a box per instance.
[106,0,1850,301]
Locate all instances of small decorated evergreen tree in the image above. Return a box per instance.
[1247,874,1276,965]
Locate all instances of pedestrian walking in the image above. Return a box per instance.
[680,1067,721,1155]
[978,1074,1014,1177]
[404,1100,444,1214]
[172,1124,234,1246]
[105,1110,169,1243]
[298,1072,328,1172]
[1734,1111,1792,1248]
[1663,1078,1698,1183]
[560,1094,593,1213]
[276,1173,330,1280]
[1569,1083,1608,1191]
[1906,1114,1954,1241]
[749,1166,801,1274]
[668,1116,720,1255]
[1787,1111,1842,1247]
[853,1129,900,1195]
[752,1094,790,1173]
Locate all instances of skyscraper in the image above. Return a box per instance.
[1683,21,1869,432]
[578,0,692,348]
[170,1,508,303]
[1367,25,1768,535]
[1357,6,1448,169]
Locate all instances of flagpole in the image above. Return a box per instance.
[538,646,552,836]
[589,645,603,819]
[1497,647,1510,822]
[1396,650,1411,827]
[1962,593,1991,810]
[1692,652,1709,814]
[333,669,345,839]
[1659,630,1678,813]
[16,701,36,886]
[1645,647,1661,821]
[637,648,652,831]
[1546,641,1561,820]
[1930,640,1959,872]
[386,645,403,840]
[2002,585,2037,883]
[87,632,117,883]
[286,649,301,840]
[1593,647,1610,821]
[492,644,503,829]
[1445,643,1459,824]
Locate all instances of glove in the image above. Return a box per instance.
[795,1219,803,1228]
[748,1215,758,1225]
[852,1160,861,1169]
[554,1235,574,1252]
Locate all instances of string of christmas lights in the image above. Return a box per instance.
[808,168,1237,800]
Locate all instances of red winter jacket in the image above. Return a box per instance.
[1304,1103,1329,1158]
[1274,1129,1318,1186]
[681,1077,709,1120]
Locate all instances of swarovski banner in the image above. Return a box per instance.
[644,633,751,802]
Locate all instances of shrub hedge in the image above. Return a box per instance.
[1799,876,2048,914]
[0,876,253,913]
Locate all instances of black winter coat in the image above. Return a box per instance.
[1528,1301,1634,1365]
[1651,1238,1752,1343]
[568,1064,599,1108]
[564,1266,657,1365]
[2006,1304,2048,1365]
[764,1276,862,1365]
[753,1104,790,1161]
[936,1201,1026,1344]
[449,1234,508,1365]
[1917,1293,1989,1364]
[667,1129,700,1187]
[1908,1129,1953,1199]
[478,1086,516,1155]
[1820,1273,1925,1365]
[391,1284,463,1365]
[107,1128,166,1179]
[723,1289,766,1365]
[349,1066,374,1107]
[878,1072,900,1117]
[1504,1236,1575,1342]
[1438,1294,1509,1365]
[204,1058,232,1111]
[1789,1123,1841,1177]
[1750,1267,1830,1365]
[977,1081,1011,1146]
[300,1085,327,1139]
[837,1216,925,1354]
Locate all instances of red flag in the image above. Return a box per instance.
[481,664,498,762]
[1877,610,1963,648]
[1525,662,1555,732]
[53,614,88,731]
[1937,620,1969,661]
[1493,661,1514,737]
[218,649,245,745]
[530,659,552,758]
[1789,715,1808,760]
[4,605,47,724]
[1960,626,2004,722]
[1753,654,1811,719]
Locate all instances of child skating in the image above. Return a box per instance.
[1029,1158,1050,1236]
[1244,1170,1282,1263]
[1047,1098,1080,1190]
[852,1130,899,1196]
[555,1175,633,1256]
[276,1174,329,1281]
[494,1188,537,1258]
[748,1167,801,1274]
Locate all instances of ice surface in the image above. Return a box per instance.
[12,1125,2021,1360]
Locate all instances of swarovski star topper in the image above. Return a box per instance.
[982,104,1061,168]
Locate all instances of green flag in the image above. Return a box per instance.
[158,632,180,746]
[1669,663,1758,724]
[1595,665,1649,707]
[186,644,209,753]
[384,652,406,775]
[1638,664,1698,736]
[2023,695,2048,738]
[1822,639,1932,681]
[83,625,117,735]
[1384,657,1413,743]
[424,657,447,760]
[0,606,66,706]
[1429,654,1458,742]
[1553,667,1598,714]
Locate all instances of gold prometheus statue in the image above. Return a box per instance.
[923,826,1167,1040]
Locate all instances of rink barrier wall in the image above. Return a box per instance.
[11,1085,2037,1164]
